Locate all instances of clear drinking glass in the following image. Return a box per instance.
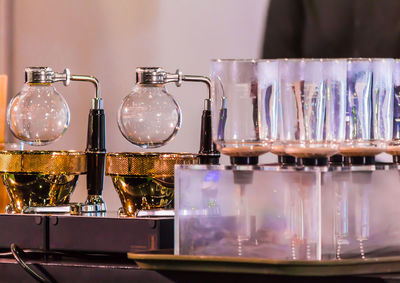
[260,61,286,156]
[387,59,400,156]
[340,58,393,157]
[323,59,347,144]
[211,59,275,158]
[281,59,346,159]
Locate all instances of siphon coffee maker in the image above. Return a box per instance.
[106,67,220,217]
[3,66,106,214]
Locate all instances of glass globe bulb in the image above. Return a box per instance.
[7,83,70,146]
[117,85,181,148]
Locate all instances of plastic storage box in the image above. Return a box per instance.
[175,164,400,260]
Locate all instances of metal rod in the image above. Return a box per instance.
[182,74,211,100]
[70,74,101,99]
[51,68,102,108]
[164,70,211,100]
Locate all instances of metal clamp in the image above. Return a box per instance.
[135,67,211,100]
[24,66,102,109]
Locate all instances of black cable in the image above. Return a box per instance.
[0,251,12,257]
[1,247,125,260]
[10,243,52,283]
[5,243,137,282]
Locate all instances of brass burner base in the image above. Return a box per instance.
[106,152,198,217]
[0,150,86,214]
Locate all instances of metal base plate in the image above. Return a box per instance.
[22,205,72,214]
[136,209,175,217]
[5,202,107,216]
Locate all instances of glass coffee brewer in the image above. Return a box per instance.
[331,59,393,259]
[106,67,220,217]
[280,58,347,166]
[176,59,323,260]
[208,59,279,256]
[174,58,400,261]
[387,59,400,161]
[339,58,393,164]
[2,66,106,214]
[210,59,274,165]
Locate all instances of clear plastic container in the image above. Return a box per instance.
[211,59,277,159]
[321,166,400,260]
[175,165,321,260]
[175,164,400,260]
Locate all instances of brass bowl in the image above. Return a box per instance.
[0,150,86,213]
[106,152,198,217]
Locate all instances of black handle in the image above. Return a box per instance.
[86,109,106,196]
[198,109,220,165]
[86,109,106,151]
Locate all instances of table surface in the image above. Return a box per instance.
[0,256,398,283]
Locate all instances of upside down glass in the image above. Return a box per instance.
[280,59,347,160]
[258,60,284,156]
[387,59,400,157]
[211,59,276,159]
[340,58,393,157]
